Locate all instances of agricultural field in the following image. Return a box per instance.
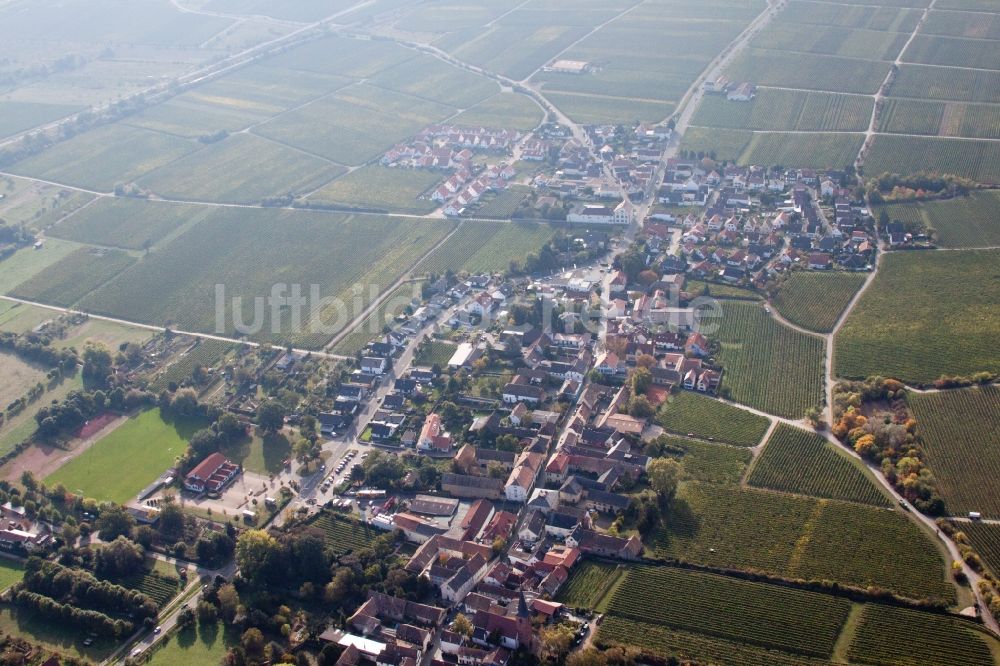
[0,101,81,140]
[0,176,95,230]
[450,93,544,131]
[604,565,850,658]
[369,54,499,109]
[45,408,207,505]
[836,249,1000,384]
[658,436,753,486]
[47,198,210,251]
[922,8,1000,39]
[864,134,1000,184]
[147,340,236,393]
[471,187,530,219]
[652,483,953,601]
[0,352,48,412]
[877,98,944,135]
[543,92,674,125]
[954,520,1000,577]
[556,561,623,611]
[903,34,1000,71]
[9,124,201,192]
[908,386,1000,518]
[714,300,826,418]
[747,424,890,506]
[738,132,864,170]
[724,49,890,94]
[265,35,414,79]
[692,89,873,132]
[847,604,996,666]
[77,209,455,348]
[679,127,753,162]
[686,279,762,301]
[414,341,458,368]
[330,283,423,356]
[127,570,180,607]
[305,166,441,214]
[772,271,867,333]
[655,391,770,447]
[138,133,345,204]
[9,247,136,308]
[200,0,358,22]
[876,191,1000,248]
[443,22,593,81]
[889,64,1000,103]
[306,512,378,555]
[415,221,557,275]
[752,24,909,61]
[777,2,922,32]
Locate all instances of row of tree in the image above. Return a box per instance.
[22,558,157,620]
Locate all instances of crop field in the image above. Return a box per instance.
[123,97,263,139]
[922,8,1000,38]
[254,84,455,166]
[848,605,995,666]
[414,341,458,368]
[936,0,1000,9]
[778,2,922,32]
[330,282,422,356]
[0,101,81,140]
[266,36,414,80]
[556,561,623,610]
[0,175,95,229]
[955,520,1000,576]
[46,408,206,505]
[10,124,201,192]
[659,435,752,485]
[747,424,890,506]
[596,616,837,666]
[77,208,455,348]
[415,222,507,275]
[889,64,1000,103]
[687,279,762,301]
[130,571,179,607]
[543,92,674,125]
[604,565,850,658]
[715,300,825,418]
[877,191,1000,248]
[908,386,1000,518]
[952,102,1000,139]
[48,198,208,251]
[655,391,770,447]
[877,98,944,134]
[138,133,345,204]
[752,24,908,60]
[148,340,236,393]
[724,49,890,94]
[836,249,1000,384]
[306,513,377,555]
[443,22,592,81]
[201,0,358,22]
[369,54,498,109]
[772,271,867,333]
[903,34,1000,71]
[678,127,753,161]
[692,89,873,132]
[738,132,863,170]
[9,247,136,308]
[652,483,952,601]
[183,64,352,118]
[416,221,557,275]
[305,166,441,214]
[471,187,529,219]
[0,239,82,295]
[450,93,544,130]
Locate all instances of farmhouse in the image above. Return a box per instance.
[185,452,240,494]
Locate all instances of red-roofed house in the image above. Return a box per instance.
[418,414,453,452]
[185,453,239,494]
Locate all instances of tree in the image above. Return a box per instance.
[241,628,265,656]
[82,343,113,385]
[257,400,286,432]
[323,567,355,605]
[647,458,681,499]
[94,535,144,579]
[236,530,280,584]
[217,583,240,623]
[628,395,655,418]
[539,624,575,661]
[158,499,185,542]
[452,613,473,637]
[96,505,135,541]
[630,367,652,395]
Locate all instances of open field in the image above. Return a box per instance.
[0,241,83,296]
[679,127,753,161]
[847,604,996,666]
[739,132,864,170]
[415,221,557,275]
[687,279,762,301]
[543,92,674,125]
[778,2,922,32]
[658,436,752,485]
[724,49,890,94]
[651,483,953,601]
[10,124,201,192]
[876,191,1000,248]
[715,300,826,418]
[748,424,891,506]
[0,373,82,459]
[444,22,592,81]
[147,624,238,666]
[223,430,291,476]
[890,64,1000,103]
[955,521,1000,577]
[45,408,206,504]
[908,386,1000,518]
[0,605,117,663]
[865,134,1000,184]
[772,271,867,333]
[47,198,209,251]
[0,559,24,592]
[254,84,455,166]
[138,133,345,204]
[0,175,96,230]
[450,93,544,131]
[692,89,873,132]
[605,565,850,658]
[265,36,414,79]
[76,209,455,348]
[471,186,530,220]
[9,247,135,308]
[655,391,770,447]
[752,24,909,60]
[556,561,622,611]
[305,166,441,214]
[306,512,378,555]
[835,249,1000,384]
[369,54,498,109]
[0,352,48,411]
[0,101,81,140]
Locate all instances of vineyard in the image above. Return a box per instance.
[652,483,953,601]
[752,23,907,60]
[738,132,864,170]
[692,89,872,132]
[306,513,376,555]
[847,604,995,666]
[772,271,866,333]
[331,282,422,355]
[604,566,850,658]
[596,616,838,666]
[953,520,1000,577]
[131,571,180,607]
[724,48,890,94]
[414,221,556,275]
[837,249,1000,384]
[864,134,1000,184]
[889,64,1000,103]
[148,340,235,393]
[748,424,890,506]
[908,385,1000,517]
[877,98,944,135]
[10,247,136,308]
[48,198,204,251]
[655,391,771,447]
[877,191,1000,248]
[470,186,529,219]
[555,561,623,611]
[903,34,1000,71]
[777,2,921,31]
[678,126,752,161]
[659,435,752,485]
[686,279,762,301]
[413,340,457,368]
[715,300,826,418]
[304,165,441,215]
